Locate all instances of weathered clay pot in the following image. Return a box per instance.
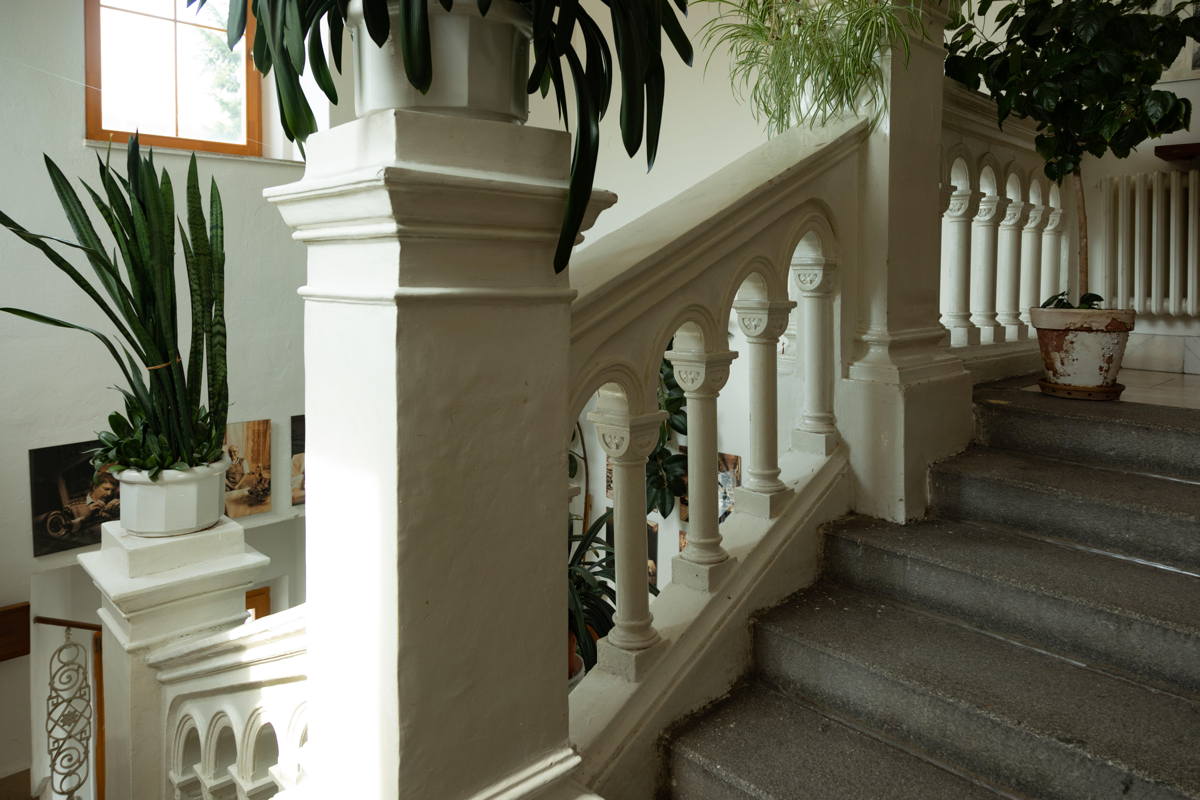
[1030,307,1136,400]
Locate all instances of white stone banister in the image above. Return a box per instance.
[147,606,308,800]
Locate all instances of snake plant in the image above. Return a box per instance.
[189,0,692,272]
[0,136,228,479]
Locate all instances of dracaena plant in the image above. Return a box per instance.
[0,137,228,480]
[946,0,1200,298]
[189,0,692,272]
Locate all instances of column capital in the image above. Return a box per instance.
[1023,204,1049,232]
[665,349,738,397]
[999,199,1030,230]
[791,259,839,296]
[587,408,667,462]
[734,300,795,342]
[973,193,1011,224]
[1042,207,1065,233]
[945,189,981,220]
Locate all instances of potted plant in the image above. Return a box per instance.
[190,0,692,273]
[1,137,230,536]
[946,0,1200,399]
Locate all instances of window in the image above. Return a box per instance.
[85,0,262,156]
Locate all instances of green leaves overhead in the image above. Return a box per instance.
[189,0,692,273]
[0,137,229,480]
[699,0,926,136]
[946,0,1200,183]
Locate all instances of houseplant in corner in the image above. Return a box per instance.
[1,137,230,535]
[191,0,692,272]
[947,0,1200,399]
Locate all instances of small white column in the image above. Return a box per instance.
[78,519,268,800]
[941,189,981,346]
[589,405,668,680]
[733,299,796,519]
[664,348,738,592]
[1020,203,1048,325]
[791,258,840,455]
[969,193,1010,344]
[996,199,1030,341]
[1041,207,1065,301]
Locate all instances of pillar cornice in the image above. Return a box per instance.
[792,258,839,296]
[664,349,737,398]
[589,409,667,463]
[733,299,795,342]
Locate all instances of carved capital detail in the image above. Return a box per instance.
[665,349,738,396]
[973,195,1010,224]
[1023,204,1048,232]
[944,189,980,220]
[999,200,1029,230]
[792,265,837,296]
[1042,208,1064,233]
[589,411,667,461]
[734,301,795,342]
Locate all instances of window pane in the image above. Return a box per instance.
[101,0,173,19]
[100,7,176,137]
[176,0,231,31]
[176,24,246,144]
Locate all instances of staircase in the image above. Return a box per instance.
[666,379,1200,800]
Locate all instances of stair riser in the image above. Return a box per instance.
[976,405,1200,482]
[668,753,756,800]
[756,631,1194,800]
[931,469,1200,573]
[826,535,1200,693]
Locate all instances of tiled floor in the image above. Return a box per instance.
[1023,369,1200,410]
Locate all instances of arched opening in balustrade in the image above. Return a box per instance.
[1044,182,1066,299]
[211,722,237,780]
[250,722,281,792]
[179,723,201,775]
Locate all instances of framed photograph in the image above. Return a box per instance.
[717,452,742,523]
[224,419,272,518]
[29,440,118,557]
[290,415,305,506]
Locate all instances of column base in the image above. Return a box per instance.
[792,428,840,456]
[949,325,981,347]
[733,486,792,519]
[1002,322,1030,342]
[671,554,738,593]
[597,636,668,682]
[976,324,1007,345]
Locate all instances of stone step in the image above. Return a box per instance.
[974,383,1200,481]
[756,583,1200,800]
[667,682,1017,800]
[931,447,1200,573]
[825,515,1200,693]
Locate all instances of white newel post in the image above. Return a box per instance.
[665,348,738,591]
[791,258,840,455]
[996,198,1030,341]
[733,300,796,519]
[267,107,610,800]
[970,193,1010,344]
[77,519,268,799]
[1019,202,1047,326]
[589,405,668,679]
[941,189,981,346]
[1041,207,1065,300]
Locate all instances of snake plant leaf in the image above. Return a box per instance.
[362,0,392,46]
[554,46,598,272]
[284,0,307,74]
[659,0,692,66]
[477,0,492,15]
[555,0,579,52]
[645,58,665,170]
[0,308,141,392]
[308,20,338,103]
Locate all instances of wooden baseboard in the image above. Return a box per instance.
[0,769,31,800]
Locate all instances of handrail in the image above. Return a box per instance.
[33,616,103,632]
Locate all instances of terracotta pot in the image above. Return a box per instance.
[568,631,584,680]
[1030,307,1136,400]
[116,457,230,537]
[348,0,531,123]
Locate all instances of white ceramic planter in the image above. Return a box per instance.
[349,0,531,123]
[1030,307,1136,400]
[116,457,230,537]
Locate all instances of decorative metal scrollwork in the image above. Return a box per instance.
[46,628,92,799]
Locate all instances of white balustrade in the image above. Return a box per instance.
[970,192,1010,344]
[996,198,1029,340]
[734,299,797,518]
[1040,205,1065,301]
[792,257,840,455]
[1019,202,1047,325]
[941,188,981,346]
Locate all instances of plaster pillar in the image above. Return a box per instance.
[941,189,981,347]
[791,258,840,455]
[1020,203,1048,325]
[664,348,738,592]
[969,193,1010,344]
[588,405,667,679]
[267,110,611,800]
[1041,207,1065,301]
[733,300,796,519]
[77,519,268,800]
[840,15,973,522]
[997,199,1030,340]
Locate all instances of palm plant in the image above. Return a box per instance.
[0,137,228,479]
[189,0,692,272]
[699,0,927,135]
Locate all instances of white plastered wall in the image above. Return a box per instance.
[0,0,309,781]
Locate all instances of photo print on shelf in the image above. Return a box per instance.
[224,419,272,518]
[29,439,116,557]
[290,414,305,506]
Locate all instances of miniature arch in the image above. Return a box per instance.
[976,152,1002,198]
[721,256,789,330]
[943,143,977,192]
[204,712,239,780]
[1004,168,1026,205]
[652,304,722,361]
[173,715,203,776]
[569,361,650,424]
[1027,171,1047,209]
[240,707,283,786]
[786,203,840,267]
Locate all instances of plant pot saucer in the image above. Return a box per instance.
[1037,379,1125,401]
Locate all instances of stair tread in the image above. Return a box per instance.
[933,447,1200,519]
[671,682,1010,800]
[759,582,1200,795]
[826,515,1200,637]
[976,382,1200,433]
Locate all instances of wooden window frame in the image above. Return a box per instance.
[84,0,263,157]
